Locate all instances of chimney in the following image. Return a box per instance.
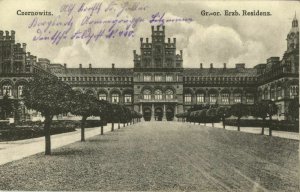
[11,30,15,40]
[140,38,143,43]
[168,38,170,43]
[89,63,92,68]
[79,64,82,69]
[151,26,154,31]
[22,43,27,52]
[146,38,148,43]
[210,63,213,69]
[64,63,67,69]
[173,38,176,44]
[162,25,165,31]
[180,50,183,56]
[27,52,31,56]
[223,63,226,69]
[200,63,203,69]
[5,31,10,40]
[0,31,3,40]
[112,63,115,69]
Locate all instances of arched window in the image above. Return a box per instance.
[270,87,275,100]
[264,89,268,100]
[290,85,299,98]
[246,93,254,104]
[209,93,217,104]
[184,93,192,103]
[276,86,282,99]
[143,89,151,100]
[98,93,107,101]
[234,92,242,103]
[154,89,163,100]
[2,84,12,96]
[221,93,229,104]
[124,94,132,103]
[17,85,23,98]
[165,89,174,100]
[196,93,205,104]
[112,93,119,103]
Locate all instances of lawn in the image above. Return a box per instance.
[0,122,298,191]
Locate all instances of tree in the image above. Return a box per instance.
[109,104,122,131]
[252,100,278,136]
[288,97,299,122]
[216,106,230,129]
[98,100,110,135]
[199,109,208,125]
[206,108,217,127]
[22,77,72,155]
[0,94,15,120]
[230,103,248,131]
[252,101,268,135]
[70,92,99,142]
[266,100,278,136]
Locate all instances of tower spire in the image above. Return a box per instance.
[292,12,298,28]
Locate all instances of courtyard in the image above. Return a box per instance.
[0,121,298,191]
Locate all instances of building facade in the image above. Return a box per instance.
[0,16,299,121]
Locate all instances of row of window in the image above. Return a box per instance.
[184,93,254,104]
[142,51,175,55]
[260,85,299,100]
[184,76,257,82]
[142,75,177,82]
[142,89,174,100]
[1,85,23,98]
[97,93,132,103]
[59,76,133,82]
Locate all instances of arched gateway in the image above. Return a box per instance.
[143,107,152,121]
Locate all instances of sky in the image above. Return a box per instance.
[0,0,299,68]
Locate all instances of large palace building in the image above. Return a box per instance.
[0,16,299,121]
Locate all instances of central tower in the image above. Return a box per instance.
[133,25,183,69]
[133,25,184,121]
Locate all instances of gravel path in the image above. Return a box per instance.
[0,122,298,191]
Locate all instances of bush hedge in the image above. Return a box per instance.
[224,119,299,132]
[0,120,105,141]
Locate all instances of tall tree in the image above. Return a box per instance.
[216,106,230,129]
[22,77,72,155]
[288,97,299,122]
[0,94,15,120]
[230,103,248,131]
[266,100,278,136]
[206,108,217,127]
[70,92,99,141]
[98,100,110,135]
[252,101,268,135]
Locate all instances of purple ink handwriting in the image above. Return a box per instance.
[27,1,193,45]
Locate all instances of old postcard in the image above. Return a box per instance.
[0,0,299,191]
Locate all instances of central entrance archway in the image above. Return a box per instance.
[143,107,152,121]
[166,107,174,121]
[154,107,163,121]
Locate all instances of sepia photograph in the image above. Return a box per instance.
[0,0,299,191]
